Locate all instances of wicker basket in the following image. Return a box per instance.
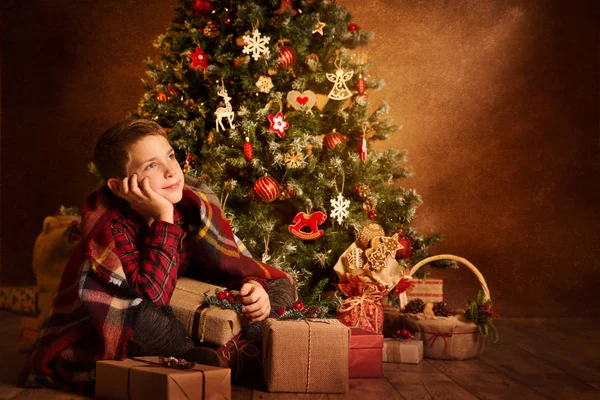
[401,255,491,360]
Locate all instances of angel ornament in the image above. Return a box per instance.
[327,60,354,100]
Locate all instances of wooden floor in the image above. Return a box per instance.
[1,311,599,399]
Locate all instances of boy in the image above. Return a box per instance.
[24,120,295,389]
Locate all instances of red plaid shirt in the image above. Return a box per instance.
[111,206,267,306]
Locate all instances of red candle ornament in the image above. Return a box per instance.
[243,137,253,161]
[356,73,365,96]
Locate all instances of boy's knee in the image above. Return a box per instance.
[268,278,296,309]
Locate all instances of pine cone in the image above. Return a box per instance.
[403,299,425,314]
[432,301,453,317]
[305,305,321,318]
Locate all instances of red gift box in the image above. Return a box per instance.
[349,328,384,378]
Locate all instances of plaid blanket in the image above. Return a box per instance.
[25,176,291,387]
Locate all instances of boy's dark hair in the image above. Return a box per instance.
[93,119,168,181]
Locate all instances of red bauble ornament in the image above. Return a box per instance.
[323,129,347,150]
[277,46,296,69]
[347,23,359,31]
[356,74,365,96]
[217,291,227,300]
[253,175,281,203]
[292,300,306,311]
[275,306,287,316]
[193,0,213,15]
[243,137,253,161]
[288,211,327,240]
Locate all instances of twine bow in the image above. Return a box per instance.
[337,275,389,332]
[424,330,479,355]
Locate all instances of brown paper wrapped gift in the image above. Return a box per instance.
[408,315,483,360]
[382,338,423,364]
[263,318,350,393]
[95,356,231,400]
[169,278,242,346]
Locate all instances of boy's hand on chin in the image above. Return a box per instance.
[116,174,174,224]
[240,280,270,322]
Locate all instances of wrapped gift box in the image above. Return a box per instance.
[169,278,242,346]
[0,286,38,313]
[406,279,443,303]
[349,328,383,378]
[96,356,231,400]
[382,338,423,364]
[263,318,350,393]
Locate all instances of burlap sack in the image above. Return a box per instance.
[263,318,350,393]
[403,314,483,360]
[333,241,403,290]
[33,215,81,293]
[169,278,242,346]
[32,215,82,319]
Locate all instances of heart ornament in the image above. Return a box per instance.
[286,90,317,110]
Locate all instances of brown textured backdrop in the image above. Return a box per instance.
[1,0,598,317]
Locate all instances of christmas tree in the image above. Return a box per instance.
[134,0,450,310]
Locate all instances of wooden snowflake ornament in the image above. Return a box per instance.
[242,27,271,61]
[330,193,350,224]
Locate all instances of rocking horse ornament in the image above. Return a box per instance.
[288,211,327,240]
[215,82,235,131]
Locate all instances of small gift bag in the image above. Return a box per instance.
[336,275,389,334]
[334,225,408,334]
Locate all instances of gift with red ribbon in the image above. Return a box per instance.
[336,274,390,334]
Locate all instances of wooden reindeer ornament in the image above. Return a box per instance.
[215,82,235,131]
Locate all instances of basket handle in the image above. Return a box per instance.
[408,254,491,301]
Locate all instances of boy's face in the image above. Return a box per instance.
[125,135,184,204]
